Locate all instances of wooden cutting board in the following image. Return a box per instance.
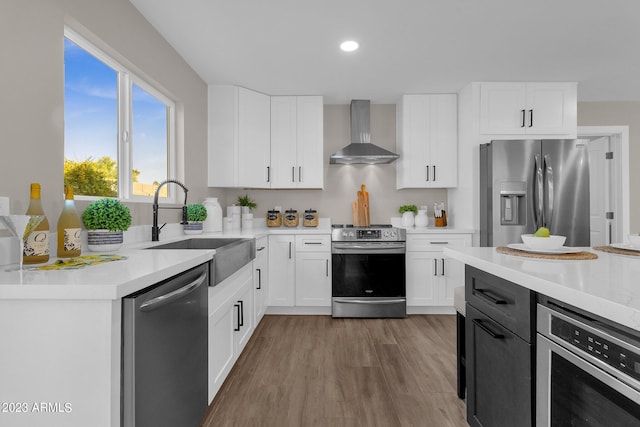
[353,184,370,226]
[496,246,598,260]
[593,246,640,256]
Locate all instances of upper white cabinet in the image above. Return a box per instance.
[396,94,458,188]
[270,96,324,189]
[208,85,271,188]
[479,82,577,135]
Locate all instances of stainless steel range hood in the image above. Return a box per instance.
[329,100,399,164]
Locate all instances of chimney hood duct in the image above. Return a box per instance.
[329,100,399,164]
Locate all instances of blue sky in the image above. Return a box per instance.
[64,38,167,187]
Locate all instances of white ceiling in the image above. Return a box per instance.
[129,0,640,104]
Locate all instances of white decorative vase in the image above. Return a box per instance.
[184,222,203,235]
[202,198,222,232]
[415,210,428,227]
[401,211,415,227]
[87,230,123,252]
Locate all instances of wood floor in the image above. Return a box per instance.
[201,315,468,427]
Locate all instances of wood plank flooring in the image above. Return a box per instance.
[201,315,468,427]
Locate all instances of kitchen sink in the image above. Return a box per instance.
[147,238,256,285]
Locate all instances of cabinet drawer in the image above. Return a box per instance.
[407,234,471,252]
[295,235,330,252]
[465,265,534,342]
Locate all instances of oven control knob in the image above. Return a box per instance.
[390,231,396,238]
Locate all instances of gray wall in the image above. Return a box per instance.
[578,101,640,233]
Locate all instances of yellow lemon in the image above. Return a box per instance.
[533,227,550,238]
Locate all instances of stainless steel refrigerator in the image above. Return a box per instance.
[480,139,590,247]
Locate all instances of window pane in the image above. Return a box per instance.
[64,37,119,197]
[131,84,169,197]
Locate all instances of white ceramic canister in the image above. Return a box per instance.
[202,198,223,232]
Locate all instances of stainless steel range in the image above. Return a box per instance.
[331,224,406,318]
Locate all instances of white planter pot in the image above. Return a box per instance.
[401,211,415,227]
[184,222,203,235]
[87,230,123,252]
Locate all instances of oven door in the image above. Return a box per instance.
[537,334,640,426]
[331,242,405,298]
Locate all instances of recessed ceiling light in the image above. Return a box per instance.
[340,40,359,52]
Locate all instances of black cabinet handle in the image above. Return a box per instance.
[292,166,295,182]
[299,166,302,182]
[426,165,430,182]
[472,319,504,339]
[238,300,244,327]
[529,109,533,128]
[326,259,329,277]
[521,109,526,127]
[234,303,241,331]
[433,259,438,276]
[441,258,445,276]
[475,288,507,305]
[267,166,270,183]
[256,268,262,289]
[433,165,436,181]
[289,242,292,259]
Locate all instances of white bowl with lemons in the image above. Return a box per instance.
[521,227,566,251]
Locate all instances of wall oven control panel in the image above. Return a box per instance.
[550,310,640,383]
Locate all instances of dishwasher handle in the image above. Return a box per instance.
[140,271,207,312]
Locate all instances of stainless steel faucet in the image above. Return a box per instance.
[152,179,189,241]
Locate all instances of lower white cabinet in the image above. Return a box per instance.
[268,234,332,309]
[267,235,296,306]
[208,262,254,402]
[295,235,331,306]
[253,236,269,324]
[406,234,472,309]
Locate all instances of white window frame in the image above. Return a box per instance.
[64,27,177,203]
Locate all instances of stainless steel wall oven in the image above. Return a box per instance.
[331,225,406,318]
[537,301,640,426]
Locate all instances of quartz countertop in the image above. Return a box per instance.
[0,219,332,301]
[443,246,640,332]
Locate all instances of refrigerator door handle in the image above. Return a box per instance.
[534,154,543,228]
[544,154,554,229]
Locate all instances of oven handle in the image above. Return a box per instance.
[331,243,406,254]
[537,334,640,409]
[333,298,406,305]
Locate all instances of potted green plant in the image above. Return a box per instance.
[399,204,418,227]
[184,203,208,234]
[82,198,132,252]
[237,194,257,215]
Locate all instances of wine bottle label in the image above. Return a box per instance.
[63,228,82,252]
[24,230,50,257]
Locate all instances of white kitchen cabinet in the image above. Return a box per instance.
[295,235,331,306]
[208,85,270,188]
[208,262,254,401]
[396,94,458,188]
[253,236,268,325]
[406,233,472,310]
[479,82,577,135]
[270,96,323,189]
[267,234,296,306]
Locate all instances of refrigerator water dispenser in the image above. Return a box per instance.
[499,182,526,226]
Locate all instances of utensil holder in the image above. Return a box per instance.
[435,211,447,227]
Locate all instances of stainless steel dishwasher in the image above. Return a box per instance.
[122,262,209,427]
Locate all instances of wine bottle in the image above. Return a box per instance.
[23,183,50,264]
[57,185,82,258]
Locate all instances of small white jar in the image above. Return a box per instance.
[414,209,428,227]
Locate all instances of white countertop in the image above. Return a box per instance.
[0,220,332,301]
[443,246,640,332]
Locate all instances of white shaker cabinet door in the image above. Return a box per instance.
[295,251,331,306]
[268,235,296,306]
